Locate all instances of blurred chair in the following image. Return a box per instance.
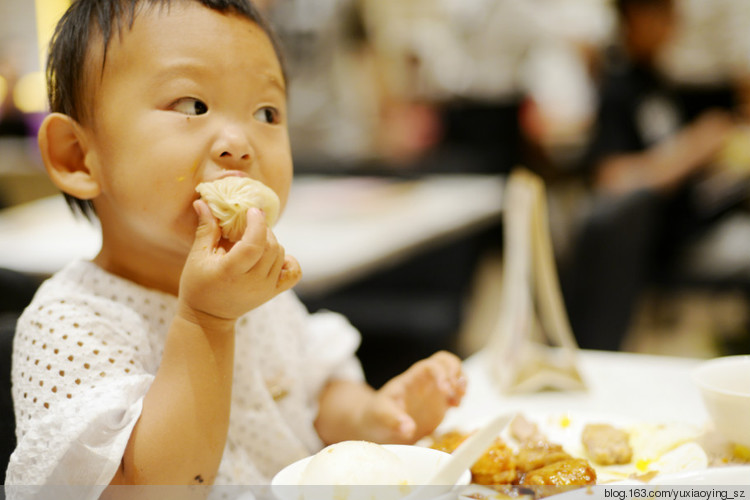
[0,268,43,483]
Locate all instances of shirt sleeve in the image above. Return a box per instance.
[306,309,365,384]
[6,294,154,497]
[280,291,365,397]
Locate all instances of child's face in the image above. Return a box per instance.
[82,2,291,260]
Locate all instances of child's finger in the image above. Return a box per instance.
[276,256,302,292]
[266,245,286,279]
[226,208,268,272]
[445,376,467,406]
[191,200,222,253]
[247,228,282,277]
[429,351,464,378]
[430,351,465,381]
[422,352,466,405]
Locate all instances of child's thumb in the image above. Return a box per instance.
[192,199,221,251]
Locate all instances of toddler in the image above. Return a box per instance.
[6,0,465,495]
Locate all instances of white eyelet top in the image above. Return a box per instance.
[6,260,363,494]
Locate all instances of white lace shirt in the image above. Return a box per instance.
[6,260,364,492]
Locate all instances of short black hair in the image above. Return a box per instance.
[46,0,285,220]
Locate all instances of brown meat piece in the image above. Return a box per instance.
[581,423,632,465]
[515,442,572,473]
[470,439,518,485]
[520,458,597,486]
[509,414,547,445]
[430,430,467,454]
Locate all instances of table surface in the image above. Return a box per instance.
[0,174,504,296]
[442,348,708,431]
[276,174,504,296]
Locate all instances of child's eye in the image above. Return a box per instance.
[254,106,279,124]
[172,98,208,116]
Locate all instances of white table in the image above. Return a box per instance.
[0,195,102,275]
[276,175,504,296]
[0,174,504,295]
[443,348,709,430]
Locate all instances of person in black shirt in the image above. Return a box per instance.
[565,0,742,351]
[588,0,735,197]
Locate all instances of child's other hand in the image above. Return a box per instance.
[363,351,466,444]
[178,199,301,323]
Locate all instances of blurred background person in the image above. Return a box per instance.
[561,0,750,353]
[586,0,736,196]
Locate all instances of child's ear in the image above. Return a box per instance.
[38,112,101,199]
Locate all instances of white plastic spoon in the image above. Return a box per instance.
[407,412,515,500]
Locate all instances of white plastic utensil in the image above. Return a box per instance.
[407,413,515,500]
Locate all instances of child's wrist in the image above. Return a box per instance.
[176,300,236,334]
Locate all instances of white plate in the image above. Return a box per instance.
[647,465,750,485]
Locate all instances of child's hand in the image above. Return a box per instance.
[361,351,466,444]
[178,199,301,324]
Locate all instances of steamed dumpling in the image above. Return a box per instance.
[195,177,281,242]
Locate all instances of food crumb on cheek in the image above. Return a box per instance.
[176,160,200,183]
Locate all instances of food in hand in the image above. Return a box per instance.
[195,177,280,241]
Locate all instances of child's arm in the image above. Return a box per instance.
[109,201,301,486]
[314,351,466,445]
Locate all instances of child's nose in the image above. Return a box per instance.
[211,126,253,165]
